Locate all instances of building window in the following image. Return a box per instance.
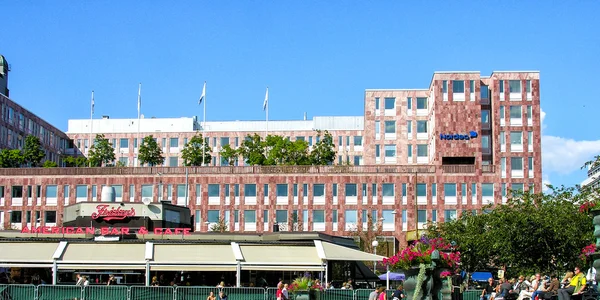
[453,81,465,93]
[402,184,406,197]
[313,210,325,223]
[528,131,533,146]
[416,97,427,110]
[332,210,338,222]
[417,145,428,157]
[64,185,69,198]
[384,145,396,157]
[502,184,507,197]
[499,80,504,93]
[407,145,412,159]
[528,157,534,172]
[345,184,357,197]
[444,184,457,197]
[510,132,523,145]
[169,138,178,148]
[482,135,490,149]
[481,85,489,99]
[45,211,57,223]
[354,136,362,146]
[500,131,506,145]
[442,81,448,93]
[244,210,256,223]
[46,185,57,198]
[416,121,427,133]
[208,184,220,197]
[293,184,298,197]
[512,183,524,193]
[509,80,521,93]
[432,183,437,196]
[416,183,427,197]
[384,98,395,110]
[444,210,457,222]
[482,110,490,125]
[382,184,394,197]
[345,210,357,224]
[338,136,343,146]
[407,97,412,110]
[375,121,380,135]
[469,80,475,93]
[501,157,506,173]
[510,106,522,119]
[313,184,325,197]
[169,156,178,167]
[511,157,523,171]
[274,210,286,223]
[375,97,380,110]
[417,210,427,223]
[384,121,396,134]
[244,184,256,197]
[120,138,129,148]
[11,211,22,223]
[276,184,288,197]
[207,210,220,223]
[482,184,494,197]
[407,121,412,134]
[75,185,86,198]
[353,156,362,166]
[264,184,269,196]
[527,106,532,120]
[141,185,153,198]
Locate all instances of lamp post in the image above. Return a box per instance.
[372,240,379,272]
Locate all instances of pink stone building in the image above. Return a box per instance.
[0,71,542,247]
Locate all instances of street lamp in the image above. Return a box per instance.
[372,240,379,272]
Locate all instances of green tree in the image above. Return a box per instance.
[309,130,336,165]
[43,160,58,168]
[263,135,311,166]
[238,133,266,166]
[210,217,229,233]
[64,156,88,167]
[428,186,594,276]
[351,212,384,254]
[181,134,212,166]
[23,135,45,167]
[88,134,116,167]
[0,149,24,168]
[219,144,238,166]
[138,135,165,166]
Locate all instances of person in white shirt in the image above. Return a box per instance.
[586,267,597,289]
[282,283,289,300]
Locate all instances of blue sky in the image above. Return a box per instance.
[2,1,599,188]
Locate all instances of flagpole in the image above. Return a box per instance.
[202,81,206,166]
[265,87,269,138]
[137,83,141,167]
[89,90,94,167]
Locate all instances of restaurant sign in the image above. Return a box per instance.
[91,204,136,221]
[20,226,191,236]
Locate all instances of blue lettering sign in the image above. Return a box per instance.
[440,131,478,141]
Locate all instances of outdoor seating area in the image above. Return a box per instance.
[0,284,485,300]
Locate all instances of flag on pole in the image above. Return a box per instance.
[263,87,269,111]
[91,91,95,115]
[199,81,206,105]
[137,83,142,117]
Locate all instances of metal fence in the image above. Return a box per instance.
[0,284,484,300]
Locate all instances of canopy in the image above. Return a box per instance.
[379,272,405,281]
[59,243,146,270]
[319,241,386,262]
[240,245,323,271]
[471,271,493,282]
[0,242,59,268]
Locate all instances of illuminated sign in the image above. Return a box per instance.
[439,131,478,141]
[91,204,136,221]
[19,226,192,236]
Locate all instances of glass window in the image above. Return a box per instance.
[482,183,494,197]
[244,210,256,223]
[417,210,427,223]
[482,110,490,124]
[276,210,287,223]
[385,121,396,134]
[208,184,220,197]
[293,184,298,197]
[338,136,343,146]
[375,121,380,134]
[384,145,396,157]
[372,184,377,197]
[207,210,220,222]
[76,185,87,198]
[169,138,178,147]
[313,210,325,223]
[526,80,532,93]
[345,210,357,223]
[502,183,507,197]
[528,157,533,171]
[11,211,22,223]
[276,184,288,197]
[480,85,489,99]
[527,106,532,119]
[417,145,428,157]
[354,136,362,146]
[308,136,313,146]
[375,145,380,157]
[45,211,57,223]
[333,184,338,197]
[264,184,269,196]
[407,121,412,134]
[46,185,57,198]
[130,185,135,200]
[375,97,380,110]
[510,132,522,145]
[417,97,428,109]
[345,184,357,197]
[354,156,362,166]
[462,183,467,196]
[509,80,521,93]
[382,210,393,224]
[169,156,178,167]
[402,210,407,223]
[417,121,427,133]
[416,183,427,197]
[313,184,325,197]
[453,80,465,93]
[432,210,437,222]
[402,183,406,197]
[384,98,395,110]
[442,80,448,93]
[432,183,437,196]
[472,183,477,198]
[244,184,256,197]
[500,106,505,119]
[332,210,338,222]
[499,80,504,92]
[510,106,522,118]
[408,145,412,157]
[176,185,186,198]
[528,131,533,145]
[470,80,475,93]
[220,137,229,146]
[512,183,524,192]
[120,138,129,148]
[407,97,412,110]
[141,185,153,198]
[444,184,457,197]
[511,157,523,170]
[63,185,69,198]
[382,184,394,196]
[501,157,506,172]
[482,135,490,148]
[500,131,506,145]
[444,210,457,221]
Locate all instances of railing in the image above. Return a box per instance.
[441,165,496,174]
[0,165,439,176]
[0,284,484,300]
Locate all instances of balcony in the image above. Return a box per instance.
[441,165,496,174]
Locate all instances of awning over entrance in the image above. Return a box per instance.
[150,244,237,271]
[239,245,324,271]
[317,241,386,262]
[58,243,146,270]
[0,242,59,268]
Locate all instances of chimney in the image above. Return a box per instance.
[304,112,307,120]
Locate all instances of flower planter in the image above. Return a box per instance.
[402,267,433,300]
[293,290,319,300]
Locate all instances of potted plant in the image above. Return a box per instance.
[382,237,461,300]
[439,270,453,300]
[287,276,323,300]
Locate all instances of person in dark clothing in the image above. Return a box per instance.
[392,284,405,300]
[452,270,464,300]
[481,278,495,300]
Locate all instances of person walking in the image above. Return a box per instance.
[369,287,380,300]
